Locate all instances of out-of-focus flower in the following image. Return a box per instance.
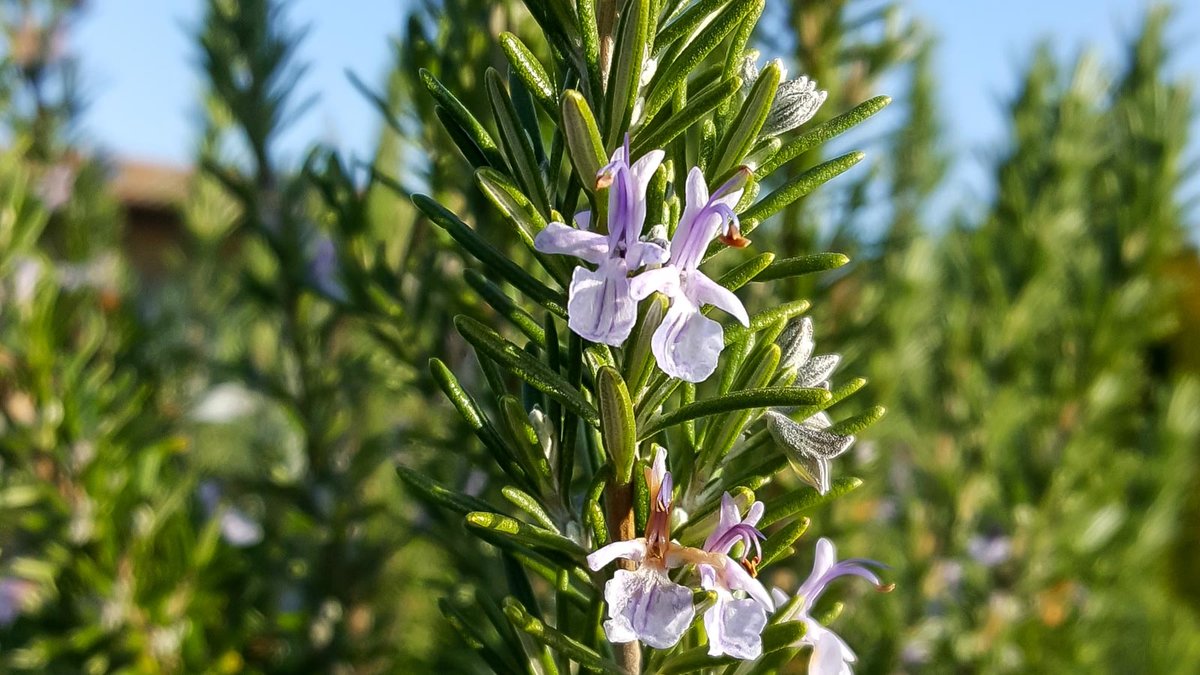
[0,577,37,627]
[198,481,264,547]
[190,382,258,423]
[967,533,1012,568]
[37,163,76,211]
[772,538,891,675]
[535,139,667,345]
[698,493,773,659]
[630,167,751,382]
[308,234,348,302]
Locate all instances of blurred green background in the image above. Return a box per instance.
[1,0,1197,672]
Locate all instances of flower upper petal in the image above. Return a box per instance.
[603,567,695,649]
[629,265,681,301]
[721,558,773,609]
[568,263,639,346]
[534,221,610,265]
[683,270,750,326]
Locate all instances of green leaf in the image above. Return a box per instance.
[428,358,526,481]
[604,0,650,148]
[753,252,850,281]
[701,344,781,466]
[641,387,831,439]
[760,477,863,527]
[828,405,887,436]
[500,32,556,113]
[396,466,494,517]
[632,76,742,156]
[653,0,732,52]
[503,598,624,673]
[742,151,865,226]
[412,194,565,313]
[561,90,608,191]
[722,299,811,345]
[597,366,638,484]
[487,69,551,216]
[455,316,599,426]
[434,107,493,167]
[716,252,775,291]
[465,270,546,348]
[476,167,548,239]
[466,512,587,559]
[419,68,506,168]
[439,598,526,674]
[756,95,892,177]
[502,486,560,532]
[641,0,762,123]
[760,515,810,567]
[710,59,780,179]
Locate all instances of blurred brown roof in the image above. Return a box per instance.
[110,160,192,208]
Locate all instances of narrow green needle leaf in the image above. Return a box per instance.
[760,477,863,527]
[500,32,556,112]
[641,0,761,122]
[503,598,624,673]
[710,59,780,179]
[632,76,742,156]
[753,253,850,282]
[487,69,551,216]
[756,95,891,177]
[716,252,775,291]
[723,299,811,345]
[466,512,587,559]
[396,466,494,516]
[742,151,865,226]
[412,194,565,313]
[419,68,506,167]
[760,516,810,568]
[641,387,830,439]
[828,406,887,436]
[455,316,599,426]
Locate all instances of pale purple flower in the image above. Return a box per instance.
[772,538,891,675]
[698,493,773,660]
[967,533,1012,568]
[534,140,667,345]
[586,449,695,648]
[629,167,751,382]
[0,577,36,627]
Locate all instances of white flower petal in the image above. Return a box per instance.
[705,596,767,660]
[587,538,648,571]
[651,300,725,383]
[603,568,695,649]
[683,270,749,326]
[568,263,638,345]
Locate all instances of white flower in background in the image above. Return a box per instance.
[967,533,1012,568]
[190,382,258,423]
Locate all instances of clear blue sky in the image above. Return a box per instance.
[75,1,1198,208]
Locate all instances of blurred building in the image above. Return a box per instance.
[110,159,190,281]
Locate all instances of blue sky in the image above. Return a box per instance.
[75,1,1198,209]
